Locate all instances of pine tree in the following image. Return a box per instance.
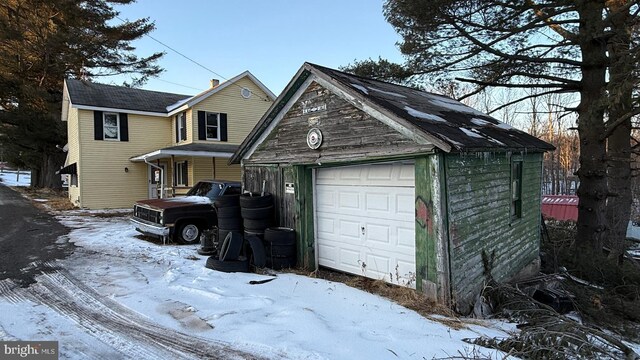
[344,0,639,259]
[0,0,163,187]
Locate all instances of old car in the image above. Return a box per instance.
[131,180,241,244]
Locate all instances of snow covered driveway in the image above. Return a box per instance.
[0,210,514,359]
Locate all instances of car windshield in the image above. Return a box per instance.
[187,182,224,200]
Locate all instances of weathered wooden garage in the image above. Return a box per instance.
[230,63,554,312]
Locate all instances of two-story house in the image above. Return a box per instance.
[60,72,275,209]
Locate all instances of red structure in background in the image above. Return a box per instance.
[541,195,579,222]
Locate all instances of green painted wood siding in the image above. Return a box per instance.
[445,152,542,313]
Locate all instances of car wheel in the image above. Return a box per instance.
[175,222,201,245]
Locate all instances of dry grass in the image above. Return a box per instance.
[283,267,468,329]
[13,187,78,211]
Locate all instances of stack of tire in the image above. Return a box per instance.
[204,230,267,272]
[240,192,274,239]
[205,231,250,272]
[214,194,242,250]
[264,227,297,270]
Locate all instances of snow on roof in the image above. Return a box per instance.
[460,127,484,138]
[369,87,407,98]
[404,106,447,122]
[351,83,369,94]
[309,63,555,152]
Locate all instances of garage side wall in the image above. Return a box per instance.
[445,152,542,313]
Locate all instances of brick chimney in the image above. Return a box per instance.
[210,79,220,88]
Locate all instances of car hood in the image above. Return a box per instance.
[135,196,213,210]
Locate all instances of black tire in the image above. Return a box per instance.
[214,194,240,208]
[219,231,244,261]
[240,193,273,209]
[264,227,296,245]
[266,256,296,270]
[174,221,201,245]
[218,217,242,230]
[241,206,274,220]
[216,206,241,219]
[245,235,266,268]
[265,243,296,258]
[243,218,272,231]
[197,248,217,256]
[205,256,250,273]
[244,230,264,239]
[218,229,232,247]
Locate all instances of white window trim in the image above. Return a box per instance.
[176,161,188,186]
[103,112,120,141]
[205,112,220,141]
[177,112,186,141]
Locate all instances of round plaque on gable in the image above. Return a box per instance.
[306,128,323,150]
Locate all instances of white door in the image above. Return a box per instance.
[148,164,166,199]
[315,162,416,288]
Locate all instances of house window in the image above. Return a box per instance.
[103,113,120,140]
[175,161,188,186]
[177,112,187,141]
[510,159,523,220]
[206,112,220,140]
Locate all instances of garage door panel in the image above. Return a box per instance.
[317,216,336,236]
[365,223,390,244]
[365,192,390,212]
[364,254,390,277]
[397,193,415,215]
[339,219,361,240]
[338,191,360,209]
[318,244,337,266]
[316,162,416,289]
[397,227,415,248]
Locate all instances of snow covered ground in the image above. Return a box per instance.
[0,169,30,186]
[0,210,519,359]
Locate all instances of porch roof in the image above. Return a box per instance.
[130,143,239,162]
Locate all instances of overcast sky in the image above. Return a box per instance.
[112,0,404,96]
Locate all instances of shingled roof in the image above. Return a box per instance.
[231,63,554,163]
[310,64,554,152]
[65,79,190,114]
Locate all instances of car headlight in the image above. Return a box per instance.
[159,212,164,225]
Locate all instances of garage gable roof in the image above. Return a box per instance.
[230,63,554,164]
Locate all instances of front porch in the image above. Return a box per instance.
[130,143,241,199]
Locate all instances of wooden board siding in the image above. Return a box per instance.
[77,109,173,209]
[445,152,542,313]
[191,77,272,145]
[247,81,433,165]
[243,164,307,266]
[414,154,450,302]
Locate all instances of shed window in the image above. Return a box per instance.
[175,161,188,186]
[511,159,523,220]
[103,113,120,140]
[206,112,220,140]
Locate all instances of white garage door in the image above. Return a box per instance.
[315,162,416,288]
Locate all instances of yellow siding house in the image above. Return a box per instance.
[60,73,275,209]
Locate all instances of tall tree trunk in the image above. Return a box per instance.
[575,1,609,252]
[605,3,633,263]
